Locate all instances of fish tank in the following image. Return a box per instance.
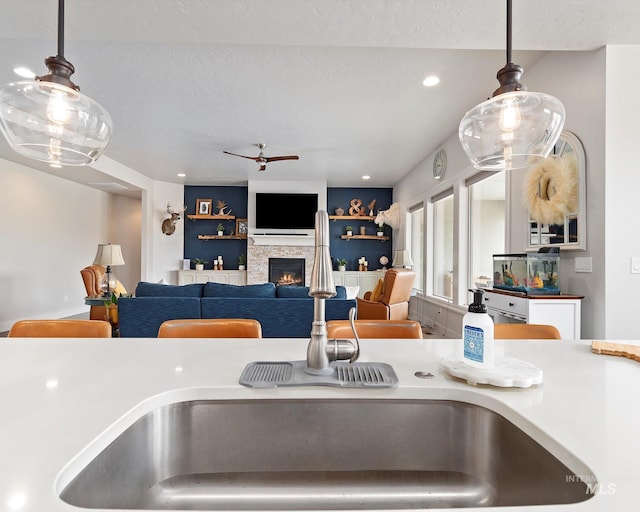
[492,253,560,295]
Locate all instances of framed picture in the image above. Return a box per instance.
[196,198,212,216]
[235,218,248,238]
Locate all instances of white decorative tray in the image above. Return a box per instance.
[441,356,543,388]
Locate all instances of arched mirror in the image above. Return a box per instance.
[525,130,586,250]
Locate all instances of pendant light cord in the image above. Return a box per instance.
[57,0,64,57]
[508,0,512,64]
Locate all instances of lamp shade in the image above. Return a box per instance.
[0,80,113,166]
[93,244,125,267]
[459,90,565,171]
[392,250,413,268]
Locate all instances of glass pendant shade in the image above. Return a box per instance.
[0,80,113,166]
[459,90,565,171]
[458,0,565,171]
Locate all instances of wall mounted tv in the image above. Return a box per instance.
[255,193,318,230]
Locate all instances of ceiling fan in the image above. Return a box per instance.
[223,143,299,171]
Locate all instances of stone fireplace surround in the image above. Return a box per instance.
[247,239,314,285]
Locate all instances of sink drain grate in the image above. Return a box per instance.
[239,360,398,388]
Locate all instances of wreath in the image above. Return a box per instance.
[524,154,578,225]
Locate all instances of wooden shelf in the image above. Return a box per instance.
[197,235,245,240]
[187,214,235,220]
[341,235,389,241]
[329,215,375,221]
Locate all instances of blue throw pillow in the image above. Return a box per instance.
[276,285,347,299]
[203,282,276,298]
[135,282,203,297]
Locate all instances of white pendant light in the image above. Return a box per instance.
[459,0,565,171]
[0,0,112,167]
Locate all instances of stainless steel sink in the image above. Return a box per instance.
[59,399,595,510]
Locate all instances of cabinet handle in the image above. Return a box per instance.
[508,302,515,307]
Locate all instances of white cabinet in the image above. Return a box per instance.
[483,289,583,339]
[178,270,247,286]
[332,271,384,298]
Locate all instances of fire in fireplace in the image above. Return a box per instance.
[269,258,305,287]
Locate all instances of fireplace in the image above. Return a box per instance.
[269,258,305,287]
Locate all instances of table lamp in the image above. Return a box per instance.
[93,243,125,296]
[392,249,413,269]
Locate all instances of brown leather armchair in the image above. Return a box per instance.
[81,265,107,320]
[356,269,416,320]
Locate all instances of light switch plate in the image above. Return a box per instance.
[632,257,640,274]
[575,257,592,273]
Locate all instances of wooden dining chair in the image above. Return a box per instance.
[326,319,423,339]
[157,318,263,338]
[8,319,112,338]
[494,323,562,340]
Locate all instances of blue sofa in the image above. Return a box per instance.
[118,281,356,338]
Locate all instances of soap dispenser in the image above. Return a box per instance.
[462,289,494,368]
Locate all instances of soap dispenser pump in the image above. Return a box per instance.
[462,289,494,368]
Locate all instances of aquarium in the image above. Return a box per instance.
[492,253,560,295]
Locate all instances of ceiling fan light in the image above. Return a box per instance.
[0,80,113,166]
[459,90,565,171]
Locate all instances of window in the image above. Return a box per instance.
[432,189,454,300]
[409,204,424,293]
[467,172,506,291]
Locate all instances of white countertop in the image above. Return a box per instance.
[1,337,638,511]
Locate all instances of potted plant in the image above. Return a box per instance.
[376,223,385,237]
[103,292,131,331]
[345,226,353,237]
[238,254,246,271]
[217,223,225,236]
[336,258,348,271]
[193,258,207,271]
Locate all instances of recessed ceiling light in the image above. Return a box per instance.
[177,173,186,177]
[13,67,35,78]
[362,175,371,180]
[423,75,440,87]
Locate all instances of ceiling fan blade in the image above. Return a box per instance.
[265,155,299,163]
[223,151,259,162]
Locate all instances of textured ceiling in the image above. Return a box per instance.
[1,0,640,195]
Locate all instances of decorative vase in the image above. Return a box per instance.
[335,207,345,216]
[346,230,352,237]
[338,265,346,272]
[238,265,246,271]
[217,230,223,236]
[377,231,384,237]
[195,264,204,271]
[360,226,366,235]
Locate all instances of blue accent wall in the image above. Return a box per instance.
[183,185,393,272]
[184,186,248,270]
[328,188,393,271]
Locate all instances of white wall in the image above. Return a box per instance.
[512,49,607,338]
[110,194,142,292]
[396,49,612,339]
[0,159,110,331]
[0,154,187,331]
[146,181,185,285]
[604,46,640,339]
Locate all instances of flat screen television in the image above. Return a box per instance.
[255,193,318,230]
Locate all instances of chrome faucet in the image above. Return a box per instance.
[306,210,359,375]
